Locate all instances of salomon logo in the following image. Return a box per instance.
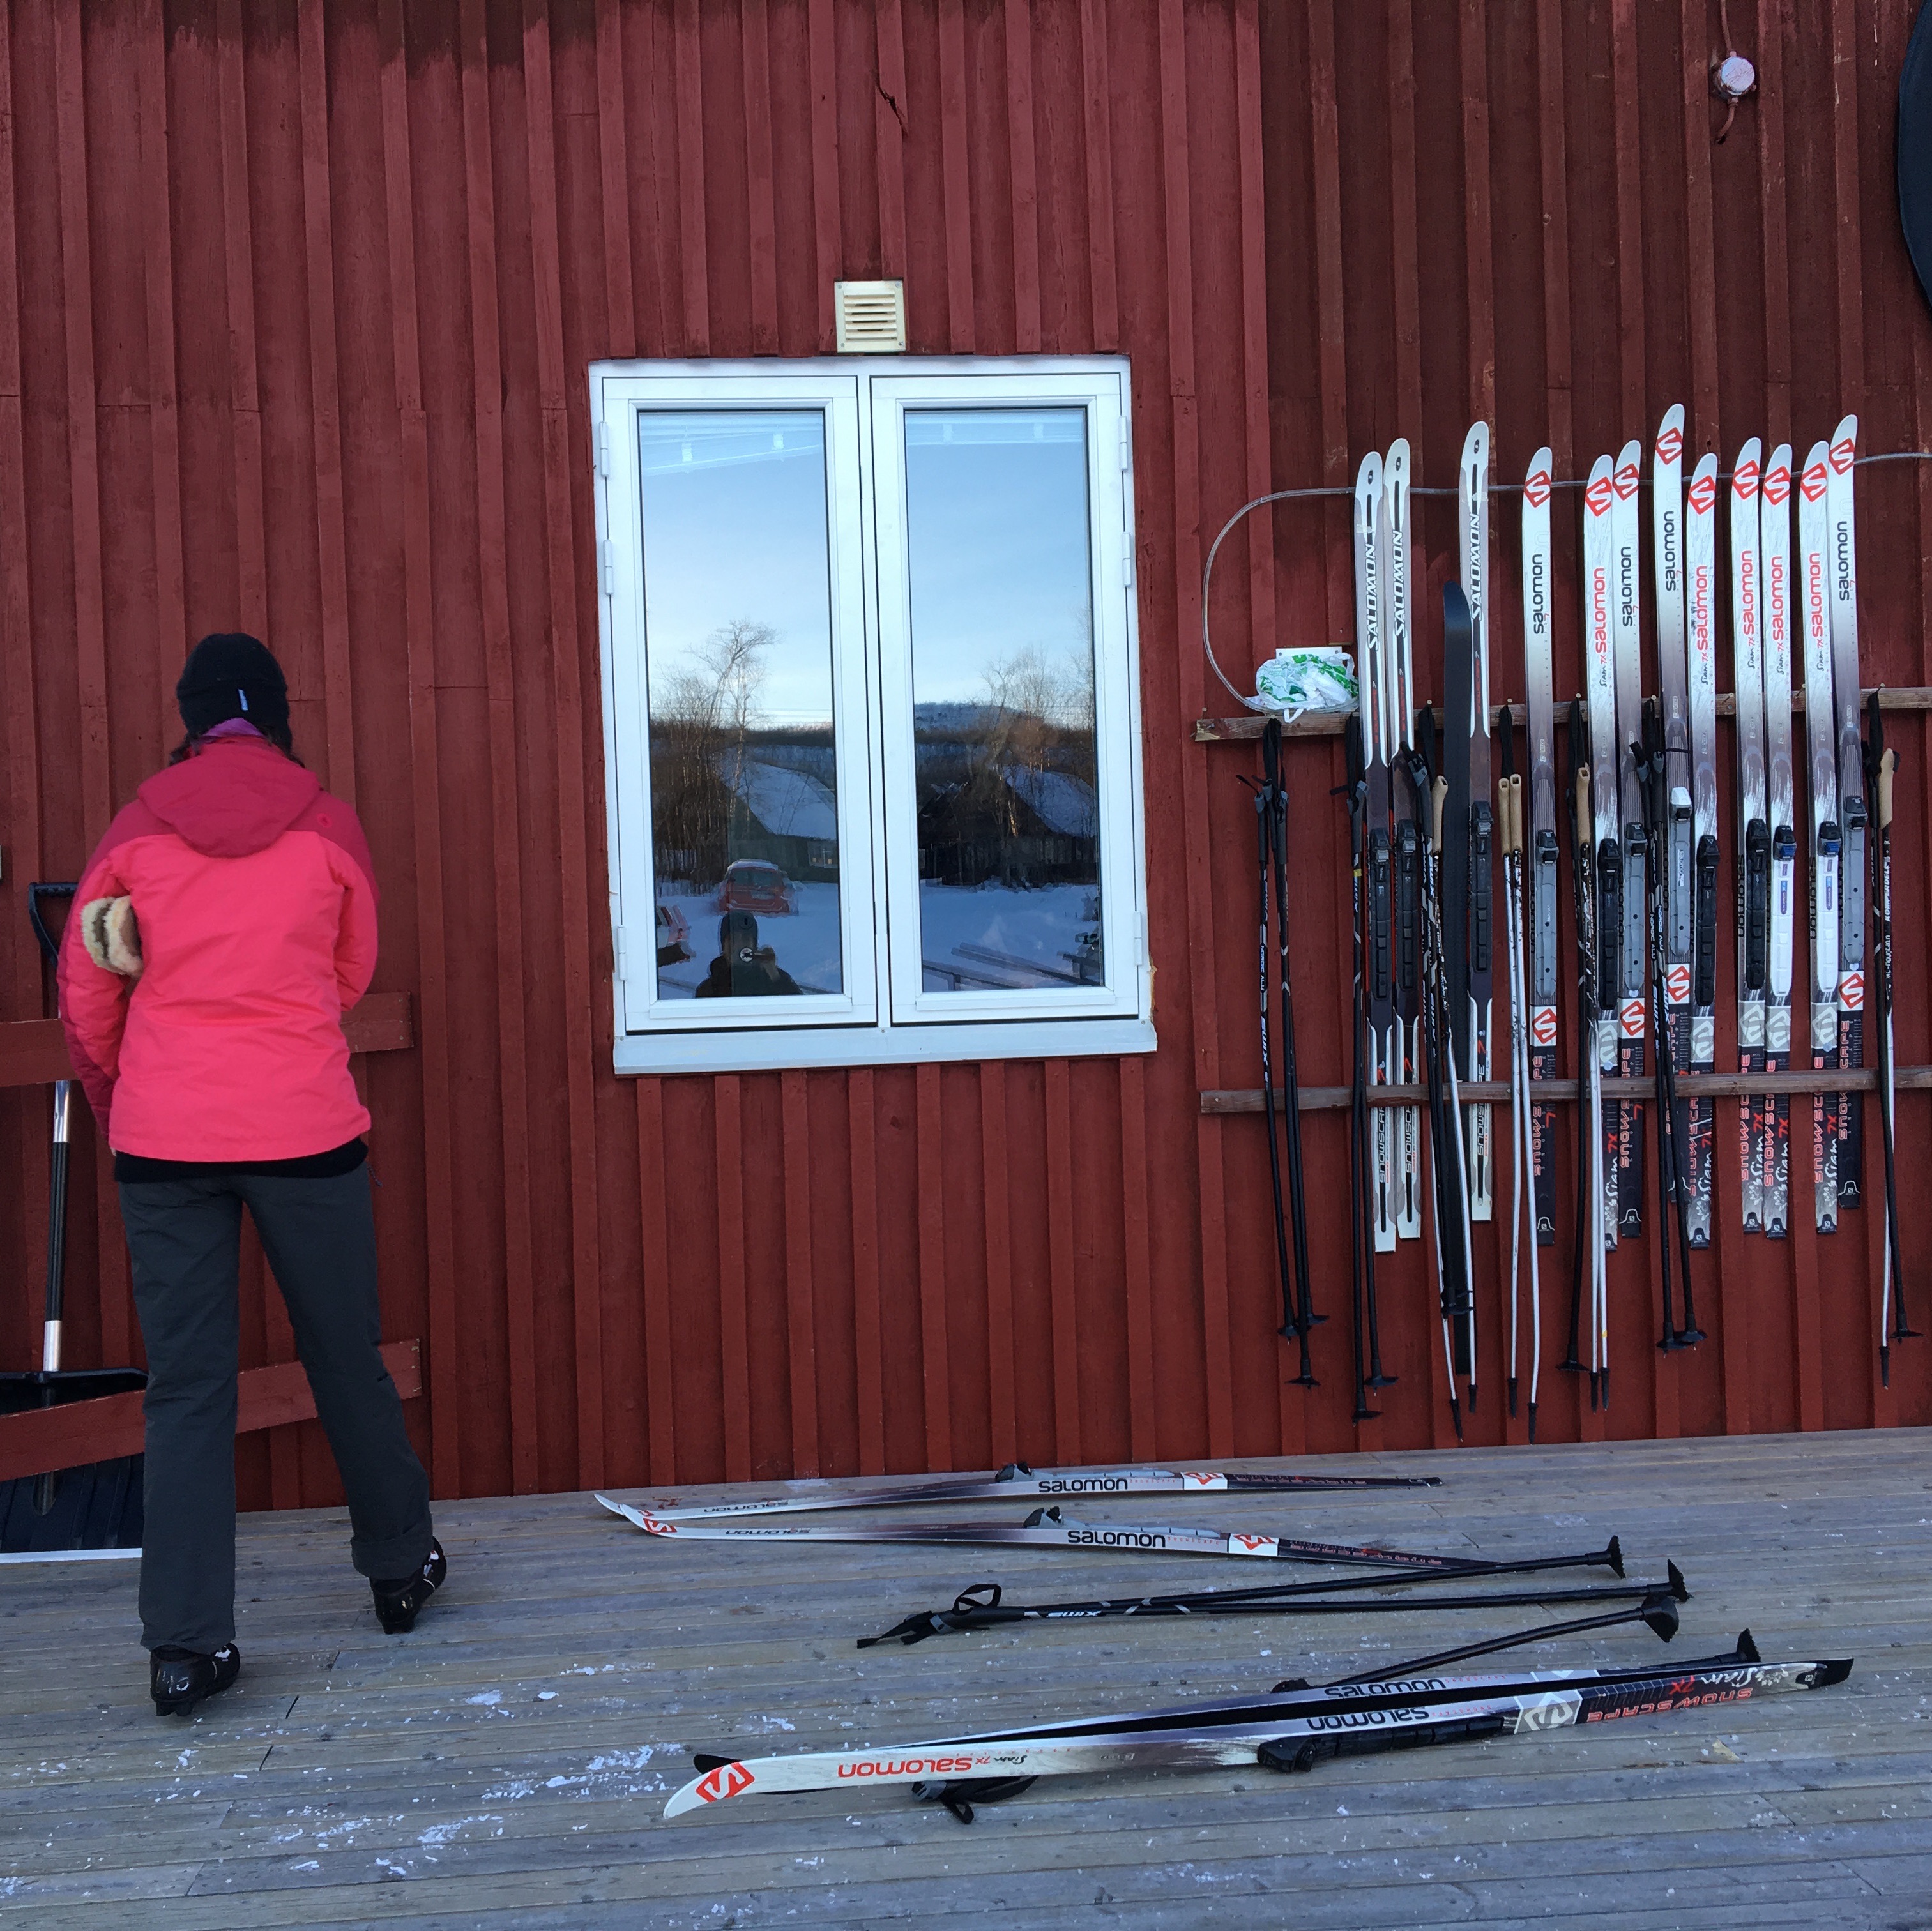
[1763,464,1791,506]
[1526,469,1552,508]
[1532,1005,1558,1047]
[1665,964,1691,1005]
[1733,458,1760,499]
[1841,970,1864,1010]
[1656,426,1683,466]
[1830,436,1855,476]
[696,1761,756,1803]
[1800,462,1827,503]
[1586,474,1614,517]
[1689,473,1717,516]
[1613,460,1639,501]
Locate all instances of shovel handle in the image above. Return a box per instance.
[28,882,78,971]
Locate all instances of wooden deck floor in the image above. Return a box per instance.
[4,1430,1930,1929]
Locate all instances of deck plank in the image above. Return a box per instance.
[1,1430,1926,1928]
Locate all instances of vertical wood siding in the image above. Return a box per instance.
[0,0,1926,1508]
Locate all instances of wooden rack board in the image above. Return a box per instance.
[1192,685,1932,742]
[1201,1064,1931,1113]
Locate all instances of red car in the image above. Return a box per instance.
[717,859,795,915]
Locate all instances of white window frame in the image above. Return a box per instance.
[591,354,1153,1076]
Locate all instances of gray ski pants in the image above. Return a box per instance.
[118,1167,433,1653]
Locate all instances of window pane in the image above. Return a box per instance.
[638,410,842,1000]
[903,408,1102,994]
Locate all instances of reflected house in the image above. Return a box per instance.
[915,704,1099,890]
[720,747,840,884]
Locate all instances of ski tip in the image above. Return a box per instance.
[594,1492,654,1531]
[1813,1658,1855,1689]
[664,1755,753,1821]
[1667,1560,1690,1602]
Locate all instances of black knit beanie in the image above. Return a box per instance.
[176,632,289,739]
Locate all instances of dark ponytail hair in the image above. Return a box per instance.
[167,719,301,767]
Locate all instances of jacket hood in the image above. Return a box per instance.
[137,739,323,858]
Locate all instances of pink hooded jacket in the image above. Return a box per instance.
[58,736,379,1160]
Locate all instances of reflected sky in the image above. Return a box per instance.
[904,409,1094,708]
[639,411,835,727]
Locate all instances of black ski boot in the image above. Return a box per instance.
[372,1538,446,1633]
[149,1643,241,1717]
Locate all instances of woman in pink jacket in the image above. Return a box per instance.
[61,633,444,1717]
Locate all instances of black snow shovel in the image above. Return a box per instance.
[0,882,146,1554]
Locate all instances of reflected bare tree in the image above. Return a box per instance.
[651,619,773,886]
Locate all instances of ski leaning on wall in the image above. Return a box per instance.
[1761,444,1799,1239]
[1521,450,1560,1259]
[1385,443,1426,1246]
[1731,441,1769,1234]
[1799,441,1841,1234]
[1650,411,1698,1245]
[1827,417,1866,1209]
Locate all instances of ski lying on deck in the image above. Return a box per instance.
[593,1463,1438,1524]
[598,1496,1475,1569]
[662,1640,1850,1820]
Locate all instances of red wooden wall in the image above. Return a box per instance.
[1,0,1926,1509]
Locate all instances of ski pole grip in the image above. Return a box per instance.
[1879,748,1895,830]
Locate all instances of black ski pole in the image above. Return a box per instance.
[1561,700,1595,1393]
[1406,715,1467,1440]
[1636,703,1699,1351]
[1337,739,1387,1420]
[1866,693,1919,1370]
[1242,742,1302,1358]
[858,1538,1632,1645]
[1265,718,1321,1377]
[1318,1589,1681,1686]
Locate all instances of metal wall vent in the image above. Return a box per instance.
[834,280,907,353]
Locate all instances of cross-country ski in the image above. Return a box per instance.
[1827,418,1865,1208]
[1799,441,1841,1233]
[597,1462,1439,1523]
[1762,443,1800,1237]
[600,1495,1502,1570]
[662,1638,1850,1821]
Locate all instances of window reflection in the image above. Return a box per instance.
[904,409,1103,992]
[638,410,842,999]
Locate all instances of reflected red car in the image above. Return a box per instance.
[717,859,795,914]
